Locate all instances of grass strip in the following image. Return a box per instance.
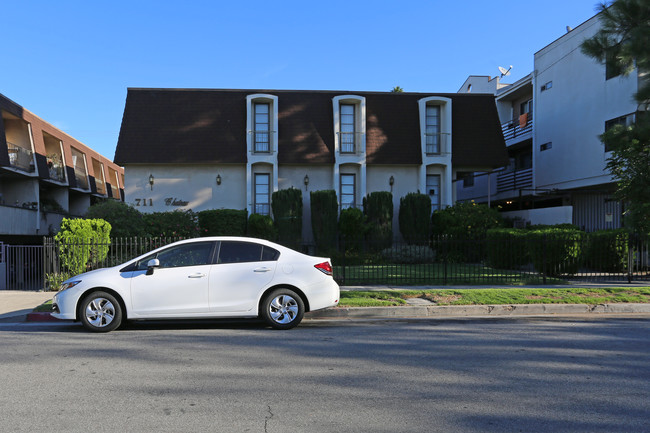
[338,287,650,307]
[32,300,53,313]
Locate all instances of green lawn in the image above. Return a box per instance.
[334,263,565,286]
[338,287,650,307]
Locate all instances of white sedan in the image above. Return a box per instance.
[52,237,339,332]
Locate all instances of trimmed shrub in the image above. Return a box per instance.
[486,228,529,269]
[271,188,303,249]
[381,245,436,264]
[310,190,338,253]
[85,200,148,237]
[198,209,247,236]
[583,229,629,272]
[431,202,503,238]
[339,208,367,252]
[527,228,583,276]
[399,193,431,245]
[142,210,199,238]
[247,213,277,241]
[363,191,393,250]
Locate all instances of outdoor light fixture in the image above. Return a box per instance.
[304,174,309,190]
[389,175,395,192]
[216,174,222,185]
[149,174,154,191]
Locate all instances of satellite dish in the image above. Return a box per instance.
[498,65,512,77]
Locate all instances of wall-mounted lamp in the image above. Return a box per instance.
[149,174,154,191]
[304,174,309,190]
[216,174,222,185]
[389,175,394,192]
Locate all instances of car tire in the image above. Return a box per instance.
[78,291,123,333]
[261,288,304,330]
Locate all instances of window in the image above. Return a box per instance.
[254,173,270,215]
[70,147,89,189]
[426,174,440,212]
[520,99,533,115]
[458,172,474,188]
[604,113,635,151]
[540,142,552,151]
[605,49,623,80]
[340,174,356,209]
[135,242,215,270]
[218,241,280,264]
[425,105,441,154]
[254,103,270,153]
[540,81,552,92]
[340,104,355,153]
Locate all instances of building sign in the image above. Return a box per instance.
[134,197,189,207]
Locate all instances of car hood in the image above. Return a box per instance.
[63,266,116,283]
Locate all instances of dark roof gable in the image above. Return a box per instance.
[114,88,507,169]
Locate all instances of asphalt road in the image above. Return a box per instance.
[1,317,649,433]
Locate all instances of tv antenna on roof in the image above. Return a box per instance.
[498,65,512,78]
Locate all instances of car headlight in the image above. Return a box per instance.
[60,280,82,291]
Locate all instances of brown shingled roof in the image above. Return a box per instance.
[114,89,507,169]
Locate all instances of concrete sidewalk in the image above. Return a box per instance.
[1,285,650,323]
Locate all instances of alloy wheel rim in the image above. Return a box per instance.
[269,295,298,324]
[85,297,115,328]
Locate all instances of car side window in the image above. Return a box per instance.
[135,242,214,270]
[217,241,279,264]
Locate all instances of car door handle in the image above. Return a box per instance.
[254,267,271,273]
[188,273,206,278]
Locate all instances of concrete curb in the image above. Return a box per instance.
[25,312,62,322]
[306,303,650,320]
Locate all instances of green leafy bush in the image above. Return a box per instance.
[247,213,277,241]
[380,245,436,264]
[198,209,248,236]
[85,200,148,237]
[339,208,367,252]
[272,188,302,248]
[486,228,529,269]
[53,218,112,278]
[142,210,199,237]
[583,229,629,272]
[399,193,431,245]
[363,191,393,250]
[527,228,583,276]
[310,190,338,253]
[431,202,503,238]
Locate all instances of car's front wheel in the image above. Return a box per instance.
[78,291,122,333]
[261,289,304,330]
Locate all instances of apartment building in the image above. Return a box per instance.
[457,13,640,231]
[0,93,124,242]
[114,88,507,242]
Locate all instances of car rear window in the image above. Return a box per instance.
[218,241,280,264]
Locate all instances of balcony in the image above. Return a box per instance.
[338,132,364,155]
[497,168,533,193]
[501,113,533,144]
[253,203,270,216]
[250,131,275,154]
[74,170,89,190]
[6,142,35,173]
[424,133,450,156]
[46,155,66,182]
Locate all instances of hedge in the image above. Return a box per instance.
[485,228,529,269]
[272,188,302,249]
[399,193,431,245]
[198,209,248,236]
[247,213,277,241]
[363,191,393,250]
[310,190,338,253]
[526,228,583,276]
[583,229,629,272]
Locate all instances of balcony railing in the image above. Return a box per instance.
[502,113,533,142]
[338,132,364,155]
[46,155,66,182]
[6,142,35,173]
[74,170,89,190]
[95,178,106,195]
[254,203,270,216]
[497,168,533,193]
[424,133,450,155]
[250,131,274,154]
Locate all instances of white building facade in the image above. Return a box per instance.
[457,13,640,231]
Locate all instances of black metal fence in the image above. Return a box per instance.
[34,234,650,290]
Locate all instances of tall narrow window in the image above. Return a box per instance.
[254,103,270,153]
[340,174,356,210]
[426,174,440,212]
[254,173,270,215]
[425,106,440,154]
[340,104,356,153]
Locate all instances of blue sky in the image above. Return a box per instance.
[2,0,601,159]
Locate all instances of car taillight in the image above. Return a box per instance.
[314,261,333,276]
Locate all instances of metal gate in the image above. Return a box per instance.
[0,243,44,291]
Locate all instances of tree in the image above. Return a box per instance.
[581,0,650,233]
[390,86,404,93]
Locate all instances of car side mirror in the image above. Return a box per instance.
[146,258,160,276]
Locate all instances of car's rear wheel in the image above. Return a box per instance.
[79,291,122,333]
[261,289,304,330]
